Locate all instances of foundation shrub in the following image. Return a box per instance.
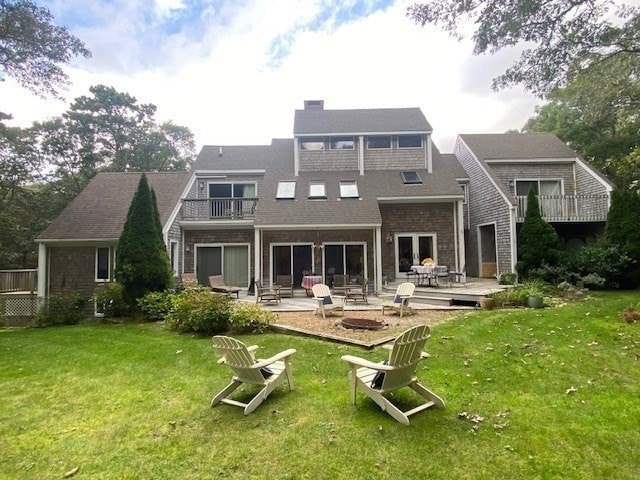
[166,286,232,335]
[95,283,131,318]
[33,293,86,327]
[228,301,274,333]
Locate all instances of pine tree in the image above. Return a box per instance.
[604,189,640,288]
[517,188,562,279]
[115,174,172,308]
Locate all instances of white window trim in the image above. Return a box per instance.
[95,246,111,282]
[329,136,355,150]
[276,181,296,199]
[299,137,325,151]
[309,180,326,198]
[339,180,359,198]
[207,181,258,198]
[514,178,564,195]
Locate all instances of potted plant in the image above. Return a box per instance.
[521,280,547,309]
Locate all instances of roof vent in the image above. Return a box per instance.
[304,100,324,110]
[218,146,223,156]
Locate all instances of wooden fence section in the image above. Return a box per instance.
[0,269,37,293]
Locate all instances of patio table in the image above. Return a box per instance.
[410,265,435,286]
[301,275,323,297]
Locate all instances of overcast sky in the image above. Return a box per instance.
[0,0,544,152]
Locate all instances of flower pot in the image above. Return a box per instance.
[479,297,494,310]
[527,296,544,309]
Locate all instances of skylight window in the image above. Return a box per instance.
[401,171,422,184]
[309,180,326,198]
[339,180,359,198]
[276,181,296,199]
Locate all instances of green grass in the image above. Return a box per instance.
[1,291,639,479]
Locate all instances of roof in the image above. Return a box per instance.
[193,141,293,171]
[254,145,464,228]
[459,133,577,160]
[37,172,190,242]
[294,107,432,136]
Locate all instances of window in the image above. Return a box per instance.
[401,171,422,184]
[96,247,110,281]
[309,180,326,198]
[276,181,296,199]
[330,136,354,150]
[208,182,257,218]
[367,135,391,149]
[398,134,422,148]
[339,180,359,198]
[300,137,324,150]
[515,179,562,196]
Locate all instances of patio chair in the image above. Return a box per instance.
[331,274,350,295]
[211,335,296,415]
[381,282,415,317]
[341,324,445,425]
[208,275,242,298]
[344,277,368,303]
[255,281,281,304]
[276,274,294,298]
[433,266,450,287]
[311,283,344,318]
[448,264,467,286]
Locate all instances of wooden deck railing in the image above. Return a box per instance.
[180,198,258,221]
[516,194,609,222]
[0,269,37,293]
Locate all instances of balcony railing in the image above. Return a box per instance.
[180,198,258,221]
[516,194,609,222]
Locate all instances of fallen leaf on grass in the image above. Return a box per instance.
[565,386,578,394]
[64,467,80,478]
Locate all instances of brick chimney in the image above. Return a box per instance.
[304,100,324,110]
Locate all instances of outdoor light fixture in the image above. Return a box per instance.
[386,233,393,244]
[186,244,192,253]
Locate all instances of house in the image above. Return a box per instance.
[453,133,614,278]
[35,102,613,312]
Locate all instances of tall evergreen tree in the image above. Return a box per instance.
[517,188,562,278]
[604,189,640,287]
[115,174,172,308]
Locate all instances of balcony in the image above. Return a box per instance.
[516,194,609,222]
[180,198,258,221]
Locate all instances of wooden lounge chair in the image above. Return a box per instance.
[208,275,241,298]
[381,282,416,317]
[331,274,349,295]
[311,283,344,318]
[255,281,281,304]
[341,325,445,425]
[276,274,294,298]
[211,336,296,415]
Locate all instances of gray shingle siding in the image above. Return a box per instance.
[575,162,609,195]
[490,163,575,194]
[454,140,514,277]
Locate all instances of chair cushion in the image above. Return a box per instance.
[371,360,389,388]
[322,295,333,305]
[394,295,401,303]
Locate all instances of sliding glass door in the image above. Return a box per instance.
[396,234,435,273]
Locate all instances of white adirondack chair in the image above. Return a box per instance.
[381,282,416,317]
[311,283,344,318]
[341,324,445,425]
[211,336,296,415]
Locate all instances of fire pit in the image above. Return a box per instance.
[341,317,385,330]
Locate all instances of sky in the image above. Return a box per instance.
[0,0,545,152]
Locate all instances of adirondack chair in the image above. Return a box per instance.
[211,336,296,415]
[381,282,416,317]
[311,283,344,318]
[341,325,445,425]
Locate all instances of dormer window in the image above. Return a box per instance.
[276,181,296,199]
[398,134,422,148]
[367,135,391,149]
[339,180,359,198]
[401,171,422,184]
[309,180,326,198]
[330,136,354,150]
[300,137,324,150]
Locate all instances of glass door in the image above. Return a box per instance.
[272,244,313,287]
[396,234,435,273]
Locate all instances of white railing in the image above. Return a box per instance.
[181,198,258,221]
[516,194,609,222]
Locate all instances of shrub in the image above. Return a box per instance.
[137,290,174,322]
[228,301,275,333]
[95,283,131,318]
[498,272,518,285]
[33,294,86,327]
[562,241,635,289]
[489,287,528,307]
[166,286,232,335]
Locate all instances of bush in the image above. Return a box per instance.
[498,272,518,285]
[562,241,635,289]
[95,283,131,318]
[166,286,232,335]
[228,301,275,333]
[33,294,86,327]
[137,290,174,322]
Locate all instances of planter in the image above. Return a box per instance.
[527,296,544,309]
[479,297,494,310]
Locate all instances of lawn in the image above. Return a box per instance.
[1,291,639,479]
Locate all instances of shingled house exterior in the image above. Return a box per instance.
[36,102,612,311]
[454,133,614,278]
